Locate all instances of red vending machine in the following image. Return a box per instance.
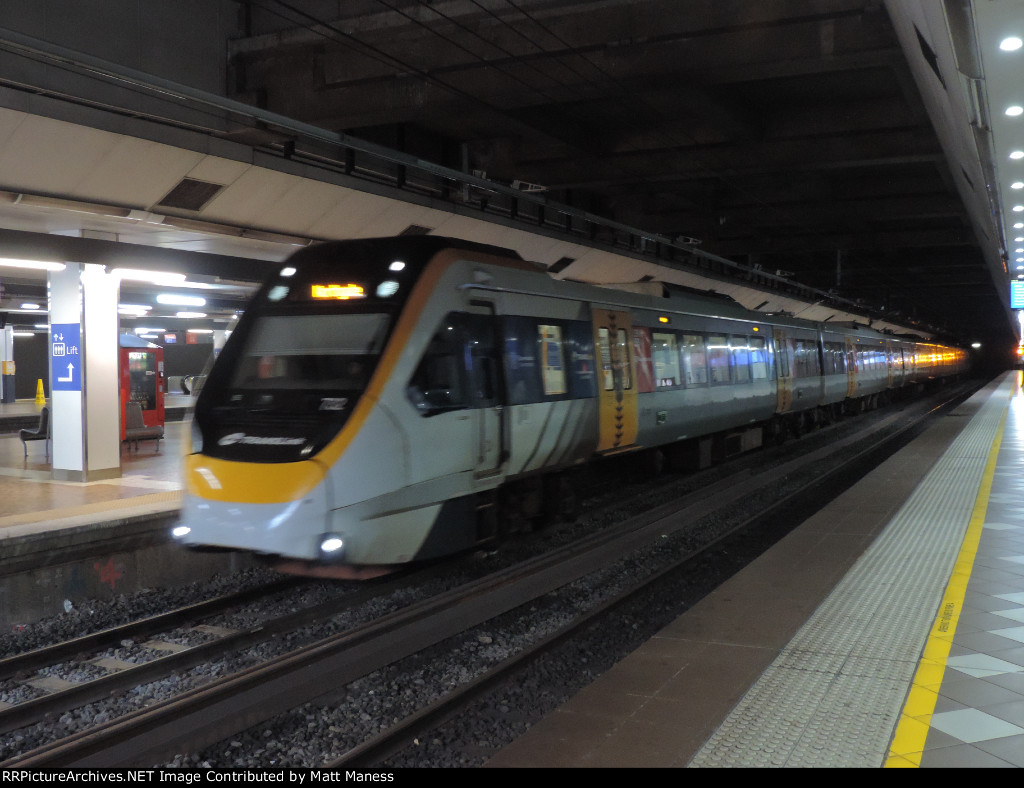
[119,334,165,441]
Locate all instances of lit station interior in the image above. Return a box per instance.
[2,0,1024,771]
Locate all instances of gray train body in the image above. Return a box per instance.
[174,237,968,575]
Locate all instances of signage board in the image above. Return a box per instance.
[1013,281,1024,309]
[51,323,82,392]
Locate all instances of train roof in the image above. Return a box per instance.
[592,280,740,304]
[288,235,525,265]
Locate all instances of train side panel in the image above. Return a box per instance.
[175,236,971,572]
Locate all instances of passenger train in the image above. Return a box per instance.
[173,236,969,577]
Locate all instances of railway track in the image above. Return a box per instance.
[1,382,979,767]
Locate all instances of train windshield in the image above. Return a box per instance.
[196,310,391,463]
[229,313,389,391]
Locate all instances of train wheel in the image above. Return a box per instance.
[768,417,788,445]
[642,448,666,476]
[542,473,579,525]
[498,484,530,536]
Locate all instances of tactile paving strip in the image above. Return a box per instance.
[689,378,1014,767]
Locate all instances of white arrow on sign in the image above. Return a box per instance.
[57,362,74,383]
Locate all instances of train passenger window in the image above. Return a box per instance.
[598,328,614,391]
[792,339,820,378]
[774,336,790,378]
[504,316,542,405]
[632,327,655,393]
[749,337,768,380]
[406,317,466,415]
[596,327,632,391]
[708,335,731,385]
[616,329,632,389]
[821,343,834,375]
[465,312,500,406]
[730,336,751,383]
[681,334,708,386]
[566,322,597,398]
[824,342,846,375]
[652,332,681,388]
[539,324,568,395]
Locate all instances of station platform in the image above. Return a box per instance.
[0,395,247,627]
[486,370,1024,768]
[3,376,1024,767]
[0,395,189,532]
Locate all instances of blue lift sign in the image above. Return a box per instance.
[51,323,82,392]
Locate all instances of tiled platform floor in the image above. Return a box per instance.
[487,372,1024,768]
[0,398,186,528]
[905,382,1024,767]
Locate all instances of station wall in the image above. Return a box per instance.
[12,335,213,400]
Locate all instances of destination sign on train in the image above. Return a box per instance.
[310,283,366,300]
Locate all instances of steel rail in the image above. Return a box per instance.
[3,383,978,767]
[0,577,301,681]
[329,384,981,766]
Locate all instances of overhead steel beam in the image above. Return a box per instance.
[0,228,278,283]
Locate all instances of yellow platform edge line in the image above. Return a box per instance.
[884,393,1011,767]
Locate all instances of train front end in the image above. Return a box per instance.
[172,238,446,576]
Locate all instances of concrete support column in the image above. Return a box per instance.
[213,329,229,357]
[0,325,13,403]
[48,263,121,482]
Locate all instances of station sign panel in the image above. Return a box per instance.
[51,323,82,392]
[1013,281,1024,309]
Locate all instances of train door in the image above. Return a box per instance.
[845,337,858,398]
[466,301,505,477]
[591,308,638,453]
[774,329,793,413]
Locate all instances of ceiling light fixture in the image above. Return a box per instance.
[1007,105,1024,117]
[118,304,152,315]
[0,257,66,272]
[112,268,187,285]
[1000,36,1023,51]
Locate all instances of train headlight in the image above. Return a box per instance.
[319,535,345,558]
[171,525,191,539]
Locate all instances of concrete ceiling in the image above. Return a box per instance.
[225,0,1019,346]
[0,0,1019,353]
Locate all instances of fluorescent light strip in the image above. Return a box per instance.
[112,268,186,284]
[0,257,65,271]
